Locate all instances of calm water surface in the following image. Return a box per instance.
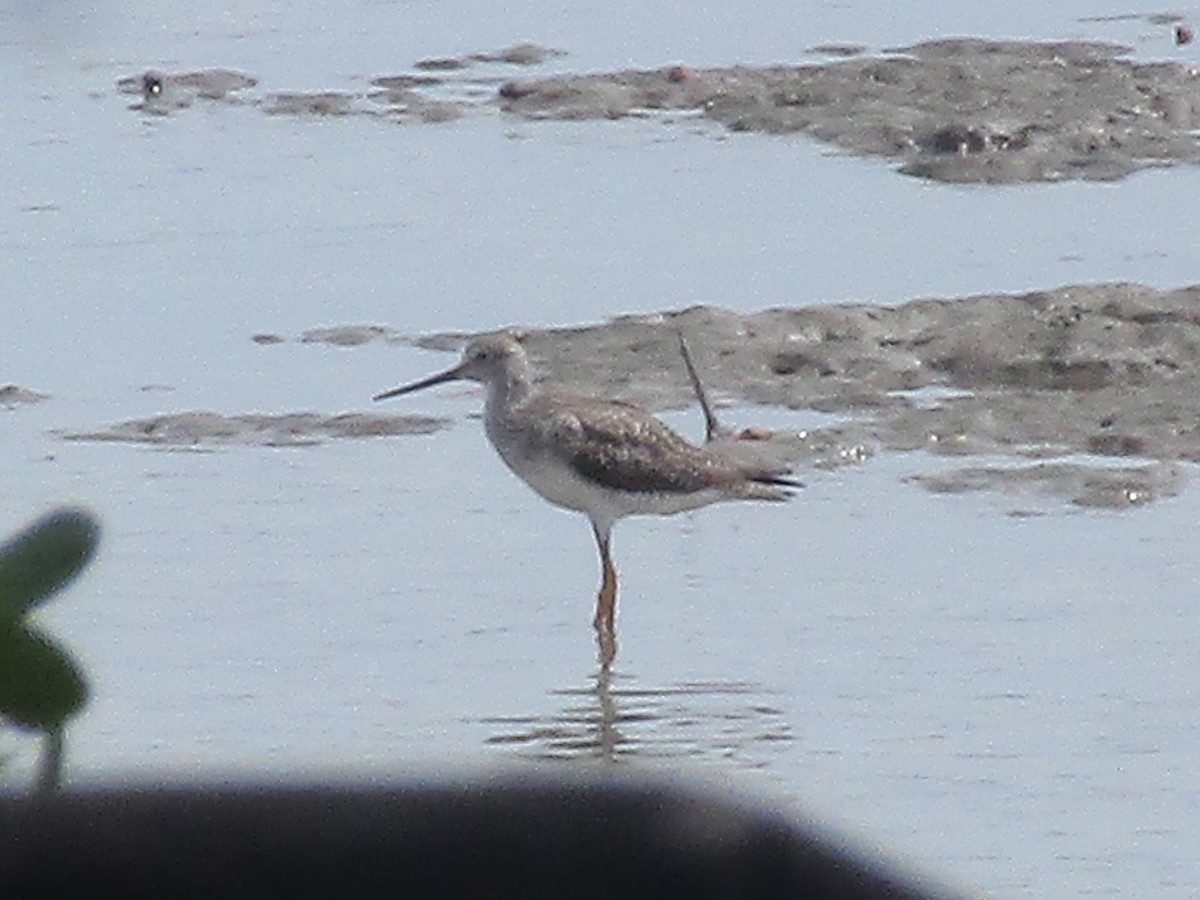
[4,2,1200,896]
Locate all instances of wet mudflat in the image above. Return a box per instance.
[497,38,1200,183]
[120,35,1200,184]
[6,2,1200,896]
[73,280,1200,508]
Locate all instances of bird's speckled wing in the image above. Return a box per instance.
[536,396,727,495]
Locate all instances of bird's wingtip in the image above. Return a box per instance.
[756,473,805,491]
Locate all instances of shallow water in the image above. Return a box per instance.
[5,2,1200,896]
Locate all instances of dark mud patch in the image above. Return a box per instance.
[470,42,567,66]
[117,38,1200,182]
[806,44,867,58]
[1,385,49,408]
[251,325,408,347]
[361,281,1200,508]
[298,325,407,347]
[116,69,258,113]
[263,92,360,117]
[415,42,566,71]
[115,41,564,122]
[906,461,1186,511]
[370,74,444,91]
[62,411,447,448]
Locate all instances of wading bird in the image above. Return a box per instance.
[374,331,799,663]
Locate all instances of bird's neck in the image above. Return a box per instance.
[485,364,534,417]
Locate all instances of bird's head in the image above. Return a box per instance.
[373,330,528,401]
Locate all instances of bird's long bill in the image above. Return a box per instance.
[373,364,465,402]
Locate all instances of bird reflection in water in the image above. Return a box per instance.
[482,669,792,765]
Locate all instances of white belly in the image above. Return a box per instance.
[493,437,723,522]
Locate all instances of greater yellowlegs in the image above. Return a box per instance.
[374,331,799,647]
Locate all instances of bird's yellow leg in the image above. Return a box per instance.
[591,522,618,634]
[594,556,617,632]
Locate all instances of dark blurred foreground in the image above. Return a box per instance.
[0,778,966,898]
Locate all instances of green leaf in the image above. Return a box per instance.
[0,626,89,731]
[0,508,100,627]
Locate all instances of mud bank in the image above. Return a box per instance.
[67,282,1199,508]
[367,281,1196,509]
[1,385,48,408]
[498,39,1200,183]
[116,38,1200,183]
[60,411,446,448]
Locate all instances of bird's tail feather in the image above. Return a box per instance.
[743,471,803,500]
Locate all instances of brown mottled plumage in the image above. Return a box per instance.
[375,330,799,664]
